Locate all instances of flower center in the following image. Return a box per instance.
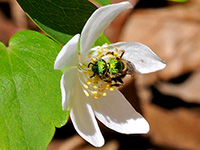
[79,43,133,99]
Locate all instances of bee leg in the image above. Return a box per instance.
[110,77,124,87]
[111,83,122,87]
[90,71,97,78]
[116,77,124,84]
[104,78,122,87]
[119,50,125,58]
[88,62,94,68]
[109,78,121,87]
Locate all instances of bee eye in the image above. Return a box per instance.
[90,59,108,77]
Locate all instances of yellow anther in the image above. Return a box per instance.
[92,58,97,62]
[87,78,92,85]
[108,54,113,58]
[93,85,98,89]
[104,48,109,52]
[97,51,103,57]
[98,50,103,54]
[102,92,107,96]
[106,83,111,88]
[113,51,118,57]
[87,81,91,85]
[105,43,109,47]
[98,88,104,93]
[94,94,101,99]
[109,87,114,91]
[83,84,89,89]
[92,91,98,95]
[84,90,90,97]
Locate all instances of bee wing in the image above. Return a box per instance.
[126,60,136,77]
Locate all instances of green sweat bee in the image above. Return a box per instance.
[88,51,135,86]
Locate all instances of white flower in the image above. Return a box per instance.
[54,1,166,147]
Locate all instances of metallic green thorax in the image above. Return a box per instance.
[92,59,108,76]
[108,58,124,74]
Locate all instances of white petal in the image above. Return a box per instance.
[90,89,150,134]
[80,2,132,61]
[54,34,80,69]
[70,83,104,147]
[113,42,166,74]
[61,68,78,110]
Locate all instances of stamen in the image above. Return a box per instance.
[104,48,109,52]
[92,58,97,62]
[102,92,107,96]
[83,84,89,89]
[93,85,98,89]
[92,91,98,95]
[109,87,114,91]
[98,50,103,55]
[94,93,101,99]
[106,84,111,87]
[83,90,90,97]
[108,54,113,58]
[87,78,92,84]
[113,51,118,57]
[105,43,109,47]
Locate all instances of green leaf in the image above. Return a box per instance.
[17,0,97,45]
[0,30,68,150]
[94,33,111,46]
[93,0,111,6]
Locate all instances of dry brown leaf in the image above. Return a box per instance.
[48,135,86,150]
[156,68,200,104]
[144,104,200,150]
